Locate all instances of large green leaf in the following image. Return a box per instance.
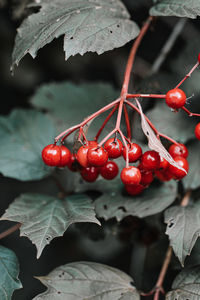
[0,246,22,300]
[11,0,140,70]
[165,201,200,265]
[31,82,119,141]
[0,109,56,181]
[34,261,140,300]
[95,181,177,221]
[0,193,100,258]
[150,0,200,19]
[166,265,200,300]
[183,140,200,190]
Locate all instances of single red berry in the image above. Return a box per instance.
[100,161,119,180]
[198,53,200,64]
[140,171,154,186]
[67,153,82,172]
[122,143,142,162]
[81,166,99,182]
[42,144,71,167]
[140,151,160,171]
[155,169,173,182]
[168,156,189,179]
[168,143,188,159]
[121,167,141,185]
[88,140,98,147]
[125,184,144,196]
[104,138,123,159]
[87,146,108,167]
[77,146,90,167]
[195,123,200,140]
[159,157,169,170]
[166,88,186,109]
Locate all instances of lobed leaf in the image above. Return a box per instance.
[0,193,100,258]
[0,109,56,181]
[11,0,140,70]
[0,245,22,300]
[165,201,200,265]
[33,261,140,299]
[150,0,200,19]
[166,265,200,300]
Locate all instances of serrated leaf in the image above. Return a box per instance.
[183,140,200,190]
[0,109,56,181]
[31,82,119,138]
[150,0,200,19]
[0,245,22,300]
[146,103,196,144]
[33,261,140,300]
[165,201,200,266]
[0,193,100,258]
[11,0,140,70]
[166,265,200,300]
[95,181,177,221]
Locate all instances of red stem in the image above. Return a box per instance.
[118,129,129,168]
[127,94,166,99]
[175,62,199,88]
[95,104,118,141]
[0,223,21,239]
[123,104,132,140]
[182,106,200,117]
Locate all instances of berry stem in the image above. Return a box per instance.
[95,104,118,141]
[181,106,200,117]
[55,98,120,143]
[98,129,117,147]
[126,94,166,99]
[175,62,199,88]
[123,104,132,140]
[118,129,129,168]
[0,223,21,240]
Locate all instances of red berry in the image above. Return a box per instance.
[159,157,169,170]
[104,138,123,159]
[87,147,108,167]
[122,143,142,162]
[195,123,200,140]
[67,154,82,172]
[168,156,189,179]
[88,140,98,147]
[100,161,119,180]
[42,144,71,167]
[125,184,144,196]
[81,166,99,182]
[140,171,154,186]
[77,146,90,167]
[140,151,160,171]
[121,167,141,185]
[155,169,173,182]
[168,143,188,159]
[166,88,186,109]
[198,53,200,64]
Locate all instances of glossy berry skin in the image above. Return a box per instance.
[195,123,200,140]
[100,161,119,180]
[165,88,186,109]
[169,143,188,159]
[122,143,142,162]
[81,166,99,182]
[121,167,141,186]
[140,151,160,171]
[168,156,189,179]
[159,157,169,170]
[77,146,90,168]
[104,138,123,159]
[140,171,154,186]
[125,184,144,196]
[42,144,71,167]
[198,53,200,64]
[88,140,98,148]
[155,169,173,182]
[87,147,108,167]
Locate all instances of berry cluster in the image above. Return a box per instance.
[42,140,189,196]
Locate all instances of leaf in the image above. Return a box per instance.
[31,82,119,139]
[165,201,200,266]
[11,0,140,71]
[0,193,100,258]
[0,109,56,181]
[183,140,200,190]
[166,265,200,300]
[150,0,200,19]
[95,181,177,221]
[0,245,22,300]
[136,99,186,174]
[146,102,196,144]
[33,261,140,300]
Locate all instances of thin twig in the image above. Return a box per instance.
[0,223,21,240]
